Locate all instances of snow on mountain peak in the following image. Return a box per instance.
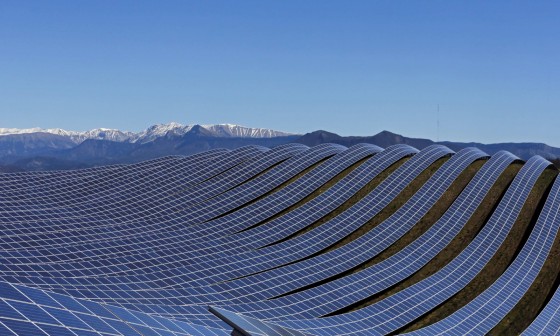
[133,122,295,142]
[0,123,297,144]
[132,122,194,143]
[0,127,58,135]
[202,124,294,138]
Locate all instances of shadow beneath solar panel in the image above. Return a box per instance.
[395,165,557,334]
[231,330,245,336]
[236,153,376,235]
[321,161,522,319]
[258,156,410,248]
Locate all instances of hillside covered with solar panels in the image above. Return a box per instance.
[1,142,560,336]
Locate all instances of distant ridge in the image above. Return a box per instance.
[0,124,559,171]
[295,130,560,161]
[0,124,300,170]
[296,130,433,149]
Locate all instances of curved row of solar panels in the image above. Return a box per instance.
[1,143,559,335]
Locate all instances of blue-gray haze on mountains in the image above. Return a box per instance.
[0,125,560,172]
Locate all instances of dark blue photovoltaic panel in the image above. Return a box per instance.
[34,324,76,336]
[41,307,93,330]
[0,282,30,303]
[211,306,313,336]
[0,301,26,320]
[1,318,48,335]
[8,301,60,325]
[0,321,17,335]
[100,147,484,326]
[0,149,243,256]
[0,281,231,335]
[1,142,558,335]
[179,145,415,251]
[204,155,552,335]
[0,145,346,268]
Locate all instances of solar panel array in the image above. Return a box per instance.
[1,142,559,335]
[206,150,518,321]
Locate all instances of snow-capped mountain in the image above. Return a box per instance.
[0,123,296,144]
[71,129,136,143]
[0,127,135,144]
[131,122,195,144]
[0,127,74,137]
[202,124,293,138]
[0,123,301,170]
[131,123,295,143]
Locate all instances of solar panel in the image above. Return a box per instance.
[0,281,231,335]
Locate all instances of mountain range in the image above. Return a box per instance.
[0,123,294,145]
[0,123,559,171]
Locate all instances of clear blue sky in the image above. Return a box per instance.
[1,1,559,145]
